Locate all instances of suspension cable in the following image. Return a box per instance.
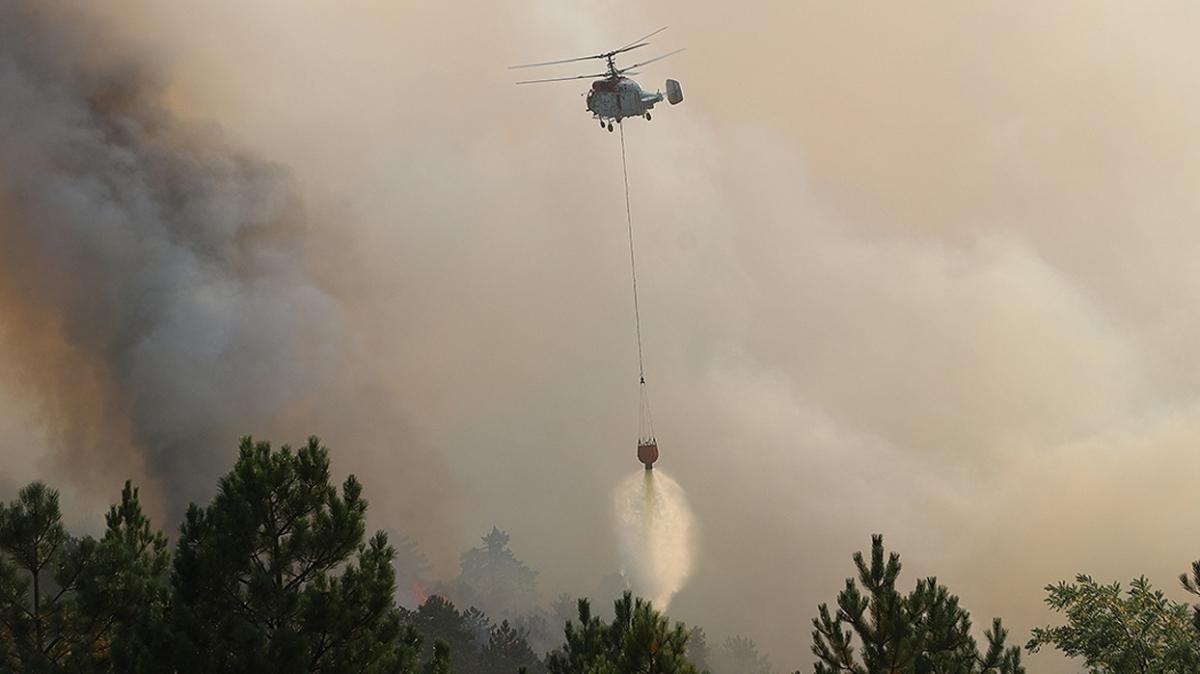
[618,123,646,384]
[619,123,655,444]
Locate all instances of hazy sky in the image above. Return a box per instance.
[4,2,1200,672]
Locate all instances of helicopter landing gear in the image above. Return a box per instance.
[645,112,652,121]
[607,122,614,132]
[600,120,605,129]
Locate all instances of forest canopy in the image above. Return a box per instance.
[0,437,1197,673]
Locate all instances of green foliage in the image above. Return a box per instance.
[74,481,172,673]
[406,591,547,673]
[546,591,700,674]
[0,482,98,672]
[486,619,547,674]
[810,535,1023,674]
[1028,574,1200,673]
[0,438,446,673]
[1179,559,1200,634]
[422,640,451,674]
[0,480,169,673]
[409,595,485,672]
[170,436,421,673]
[4,441,1115,674]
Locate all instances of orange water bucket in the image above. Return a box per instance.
[637,440,659,469]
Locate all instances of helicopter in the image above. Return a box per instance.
[510,27,685,132]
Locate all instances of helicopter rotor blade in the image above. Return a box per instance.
[509,54,605,70]
[618,47,686,73]
[515,72,608,85]
[509,27,668,69]
[609,41,650,57]
[615,26,668,54]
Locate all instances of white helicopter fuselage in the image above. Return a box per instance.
[586,77,661,122]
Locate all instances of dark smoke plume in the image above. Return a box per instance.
[0,2,447,526]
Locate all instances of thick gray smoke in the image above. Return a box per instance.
[7,3,1200,674]
[0,2,453,532]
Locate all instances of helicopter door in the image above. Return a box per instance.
[621,89,640,114]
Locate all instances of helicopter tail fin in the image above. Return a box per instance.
[666,79,683,105]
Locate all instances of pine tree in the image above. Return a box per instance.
[170,436,421,673]
[485,619,546,674]
[0,482,96,671]
[551,593,576,631]
[394,535,433,609]
[462,606,492,646]
[686,626,712,673]
[74,481,171,673]
[810,535,1023,674]
[547,592,700,674]
[716,635,772,674]
[422,640,451,674]
[409,595,487,674]
[0,480,173,673]
[452,527,538,620]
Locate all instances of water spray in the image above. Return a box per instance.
[614,469,695,609]
[613,125,695,609]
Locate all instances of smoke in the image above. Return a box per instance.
[5,3,1200,674]
[614,470,696,610]
[0,1,455,539]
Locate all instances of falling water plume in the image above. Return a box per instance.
[614,468,696,610]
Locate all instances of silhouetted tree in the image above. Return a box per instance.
[170,436,423,673]
[0,480,170,673]
[716,635,772,674]
[485,619,546,674]
[394,535,433,609]
[551,593,576,630]
[810,535,1023,674]
[75,481,171,673]
[0,482,96,671]
[1029,575,1200,673]
[546,591,699,674]
[450,527,538,621]
[463,606,492,646]
[516,610,559,655]
[422,640,451,674]
[409,595,486,674]
[686,626,712,673]
[593,573,630,620]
